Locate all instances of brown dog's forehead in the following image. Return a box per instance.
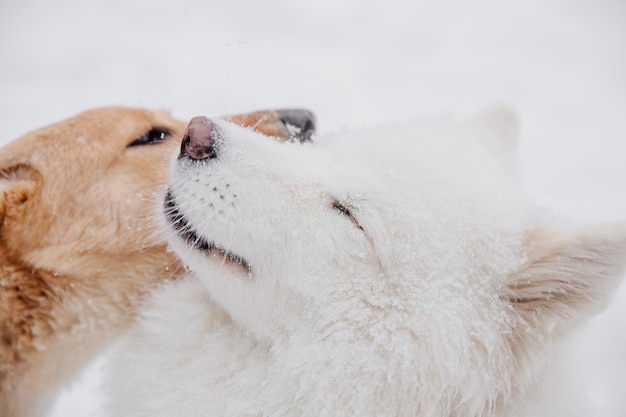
[0,107,174,153]
[0,107,184,170]
[37,107,184,150]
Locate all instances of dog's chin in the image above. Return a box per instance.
[163,189,251,275]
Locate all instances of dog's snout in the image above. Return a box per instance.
[179,116,218,160]
[278,109,316,142]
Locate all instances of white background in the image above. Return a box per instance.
[1,0,625,415]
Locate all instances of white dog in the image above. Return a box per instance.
[106,108,626,417]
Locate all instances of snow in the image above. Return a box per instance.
[0,0,624,415]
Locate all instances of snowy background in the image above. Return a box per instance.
[1,0,625,415]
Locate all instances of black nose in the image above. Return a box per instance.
[179,116,218,160]
[278,109,316,142]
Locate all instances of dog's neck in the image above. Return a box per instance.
[1,246,54,374]
[0,246,157,416]
[0,246,61,415]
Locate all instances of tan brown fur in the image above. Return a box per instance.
[0,106,302,417]
[501,223,626,413]
[226,110,296,138]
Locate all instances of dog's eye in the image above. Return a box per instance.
[128,127,172,147]
[331,200,353,217]
[331,200,364,232]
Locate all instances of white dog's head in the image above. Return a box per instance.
[163,110,626,415]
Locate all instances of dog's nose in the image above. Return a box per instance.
[179,116,217,160]
[278,109,316,142]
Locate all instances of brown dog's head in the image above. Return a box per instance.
[1,109,181,285]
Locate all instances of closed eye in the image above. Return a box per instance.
[331,200,365,233]
[127,127,173,147]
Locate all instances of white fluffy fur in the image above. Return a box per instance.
[105,108,626,417]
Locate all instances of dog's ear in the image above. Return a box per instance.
[505,223,626,341]
[469,104,521,179]
[0,165,39,227]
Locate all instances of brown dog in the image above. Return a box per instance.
[0,107,315,417]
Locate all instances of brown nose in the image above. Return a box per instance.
[179,116,217,160]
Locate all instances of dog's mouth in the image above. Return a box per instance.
[163,189,251,274]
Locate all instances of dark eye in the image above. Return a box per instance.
[331,199,365,232]
[331,200,353,217]
[128,127,172,147]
